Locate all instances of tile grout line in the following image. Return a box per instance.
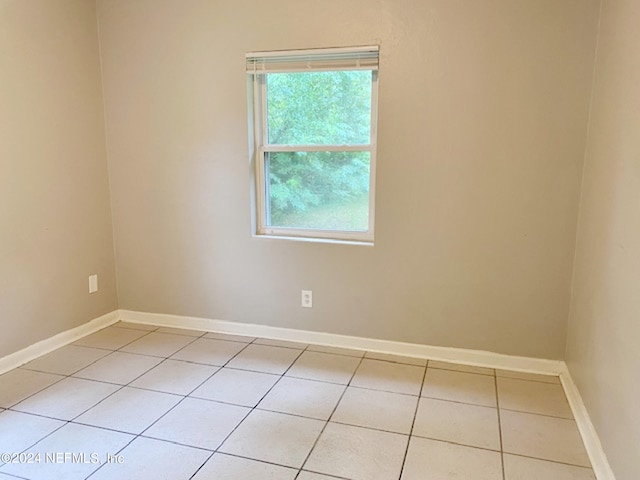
[497,408,577,421]
[426,365,496,379]
[504,377,564,386]
[0,471,29,479]
[8,327,209,480]
[66,328,207,421]
[1,324,583,479]
[5,392,594,472]
[497,376,561,386]
[397,359,429,479]
[0,325,166,474]
[0,414,67,472]
[70,330,213,480]
[295,354,367,479]
[19,347,560,384]
[57,408,599,475]
[3,327,289,474]
[85,335,259,480]
[495,372,506,480]
[113,329,205,359]
[194,450,352,480]
[192,452,297,478]
[298,467,352,480]
[83,429,139,479]
[8,394,509,458]
[132,339,263,475]
[495,451,596,470]
[83,323,565,384]
[418,393,495,409]
[187,342,312,480]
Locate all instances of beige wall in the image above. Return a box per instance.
[566,0,640,477]
[97,0,599,359]
[3,1,635,471]
[0,0,117,358]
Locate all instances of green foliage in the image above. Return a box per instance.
[268,151,370,217]
[267,70,371,145]
[264,70,373,229]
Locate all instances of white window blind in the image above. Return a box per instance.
[246,46,379,74]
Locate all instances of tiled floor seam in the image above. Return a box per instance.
[3,349,141,469]
[494,371,506,480]
[297,355,366,475]
[398,358,429,479]
[297,468,351,480]
[420,393,501,409]
[1,405,139,480]
[185,452,215,480]
[0,324,592,480]
[496,375,561,385]
[17,344,123,377]
[12,360,185,413]
[113,332,201,359]
[285,373,421,395]
[407,435,502,454]
[84,327,157,351]
[47,330,252,478]
[88,324,563,384]
[427,366,495,376]
[498,407,575,421]
[135,339,255,435]
[197,451,303,477]
[0,410,69,471]
[83,432,139,479]
[20,393,514,454]
[193,344,313,477]
[3,335,188,477]
[306,348,365,359]
[19,342,185,388]
[151,341,309,478]
[0,472,29,479]
[115,329,235,394]
[502,452,598,470]
[56,360,433,399]
[86,337,259,480]
[426,366,496,378]
[7,405,592,476]
[4,373,68,410]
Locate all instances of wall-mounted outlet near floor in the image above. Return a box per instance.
[89,274,98,294]
[301,290,312,308]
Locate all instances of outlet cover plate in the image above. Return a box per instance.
[301,290,312,308]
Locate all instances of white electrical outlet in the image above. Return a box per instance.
[301,290,313,308]
[89,274,98,294]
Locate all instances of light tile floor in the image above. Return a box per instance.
[0,322,596,480]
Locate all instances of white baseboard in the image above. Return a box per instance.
[560,365,616,480]
[121,310,618,479]
[119,309,564,375]
[0,310,119,375]
[0,308,614,479]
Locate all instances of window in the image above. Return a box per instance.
[247,46,379,243]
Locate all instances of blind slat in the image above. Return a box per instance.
[246,46,379,74]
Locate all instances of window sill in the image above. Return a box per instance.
[252,233,374,247]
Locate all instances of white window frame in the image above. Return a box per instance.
[247,46,379,243]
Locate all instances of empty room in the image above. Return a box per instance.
[0,0,638,479]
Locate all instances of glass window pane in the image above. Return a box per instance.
[266,71,372,146]
[266,151,370,231]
